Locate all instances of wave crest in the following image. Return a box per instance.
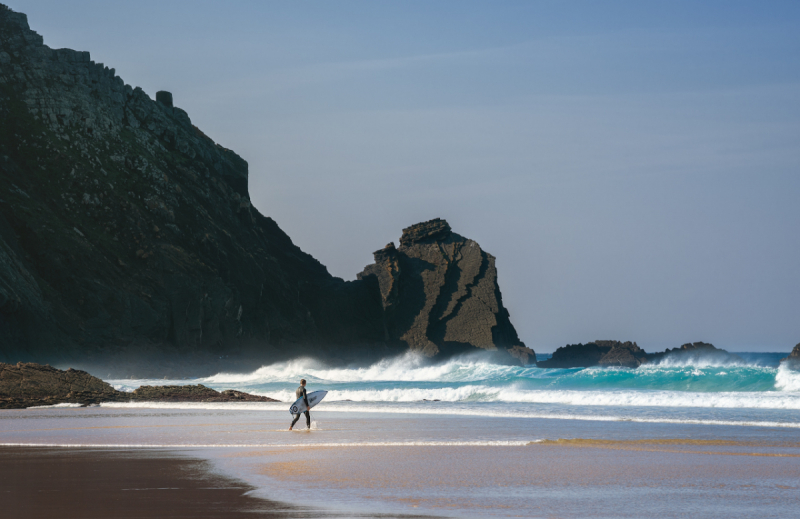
[775,364,800,391]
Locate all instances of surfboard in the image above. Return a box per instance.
[289,390,327,415]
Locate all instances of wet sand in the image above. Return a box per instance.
[231,441,800,518]
[1,446,447,519]
[0,447,297,519]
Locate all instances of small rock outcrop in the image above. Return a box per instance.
[0,362,122,407]
[538,341,645,369]
[358,218,534,365]
[538,341,744,369]
[131,384,276,402]
[780,343,800,369]
[597,341,648,368]
[647,342,744,365]
[0,362,277,408]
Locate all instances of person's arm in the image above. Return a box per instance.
[303,388,310,408]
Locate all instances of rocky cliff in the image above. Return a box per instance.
[0,6,530,372]
[0,5,389,373]
[358,218,534,365]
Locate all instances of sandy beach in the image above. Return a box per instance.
[3,402,800,518]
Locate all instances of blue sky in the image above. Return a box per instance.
[10,1,800,352]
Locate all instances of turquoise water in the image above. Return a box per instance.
[107,351,800,428]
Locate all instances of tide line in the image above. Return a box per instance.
[96,402,800,429]
[0,440,535,448]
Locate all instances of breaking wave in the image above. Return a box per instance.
[107,351,800,416]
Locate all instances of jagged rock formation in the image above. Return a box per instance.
[780,343,800,370]
[538,340,645,369]
[358,218,534,364]
[0,5,389,373]
[0,362,277,408]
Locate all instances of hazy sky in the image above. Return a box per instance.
[10,1,800,352]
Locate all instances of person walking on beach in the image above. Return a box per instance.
[289,379,311,431]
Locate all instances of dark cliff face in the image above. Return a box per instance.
[358,218,534,365]
[0,6,389,373]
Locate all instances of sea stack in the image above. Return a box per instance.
[358,218,534,365]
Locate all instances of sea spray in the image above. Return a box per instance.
[107,352,800,421]
[775,363,800,391]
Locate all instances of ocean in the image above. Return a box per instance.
[3,351,800,518]
[110,351,800,429]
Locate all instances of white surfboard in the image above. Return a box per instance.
[289,390,327,415]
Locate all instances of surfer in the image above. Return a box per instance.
[289,379,311,430]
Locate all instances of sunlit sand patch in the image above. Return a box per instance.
[536,438,800,457]
[221,449,283,458]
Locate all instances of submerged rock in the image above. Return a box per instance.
[358,218,534,365]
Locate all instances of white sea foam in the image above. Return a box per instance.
[0,440,534,448]
[26,403,85,409]
[649,353,754,368]
[200,352,528,385]
[775,364,800,391]
[263,385,800,409]
[96,401,800,429]
[103,382,800,410]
